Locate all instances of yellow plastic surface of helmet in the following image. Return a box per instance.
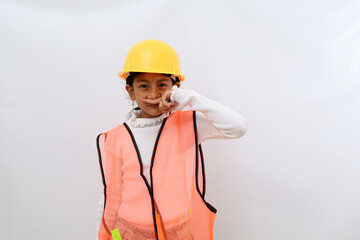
[118,39,185,82]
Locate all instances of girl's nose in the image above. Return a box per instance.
[148,87,161,99]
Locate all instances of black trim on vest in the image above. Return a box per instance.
[123,117,168,240]
[193,111,218,214]
[199,143,206,198]
[96,132,111,234]
[96,133,107,211]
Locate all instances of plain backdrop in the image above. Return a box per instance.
[1,0,359,239]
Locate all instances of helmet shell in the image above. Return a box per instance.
[118,39,185,82]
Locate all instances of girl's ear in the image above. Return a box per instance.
[125,85,136,101]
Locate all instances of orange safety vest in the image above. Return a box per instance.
[96,110,217,240]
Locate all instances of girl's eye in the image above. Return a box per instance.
[139,84,148,88]
[159,84,168,87]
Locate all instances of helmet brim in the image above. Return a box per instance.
[119,70,185,82]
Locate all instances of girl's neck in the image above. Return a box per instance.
[139,113,163,119]
[127,110,169,128]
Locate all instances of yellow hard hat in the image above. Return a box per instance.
[118,39,185,82]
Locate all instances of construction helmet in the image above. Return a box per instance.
[118,39,185,82]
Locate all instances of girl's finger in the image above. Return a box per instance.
[159,104,171,112]
[165,91,172,102]
[161,94,170,105]
[159,104,170,111]
[160,97,171,108]
[141,98,161,104]
[159,107,169,114]
[169,102,178,107]
[162,102,171,108]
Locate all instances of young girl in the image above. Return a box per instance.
[96,39,248,240]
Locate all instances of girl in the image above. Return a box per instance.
[96,39,248,240]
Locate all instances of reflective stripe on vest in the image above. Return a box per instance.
[96,110,217,240]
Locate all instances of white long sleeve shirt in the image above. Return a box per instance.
[96,85,249,233]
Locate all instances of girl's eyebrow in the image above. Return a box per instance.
[157,79,170,82]
[135,79,149,83]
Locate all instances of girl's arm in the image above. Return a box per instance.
[170,85,249,142]
[96,193,105,235]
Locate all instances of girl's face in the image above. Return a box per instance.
[125,73,180,118]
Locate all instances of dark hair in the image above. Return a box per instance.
[126,72,180,87]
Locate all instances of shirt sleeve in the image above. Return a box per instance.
[96,193,105,236]
[169,85,249,143]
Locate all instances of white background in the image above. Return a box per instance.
[1,0,359,239]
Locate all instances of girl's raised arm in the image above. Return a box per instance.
[169,85,249,143]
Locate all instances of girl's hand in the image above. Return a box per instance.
[141,89,179,114]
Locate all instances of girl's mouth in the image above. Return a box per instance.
[148,104,159,108]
